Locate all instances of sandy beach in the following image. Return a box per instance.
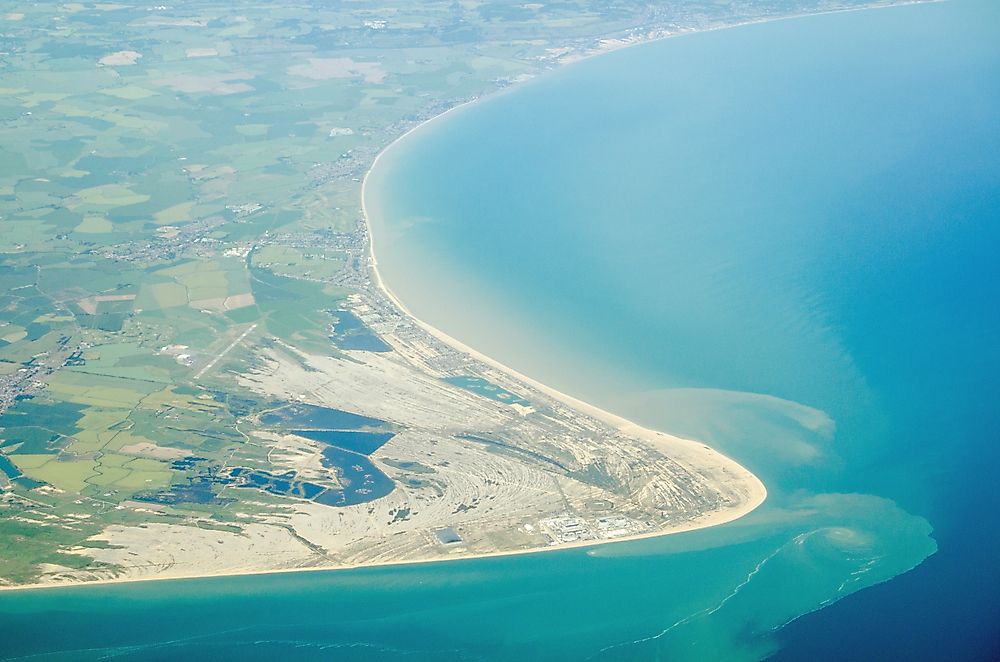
[0,11,786,595]
[34,6,966,594]
[0,146,768,591]
[360,129,767,514]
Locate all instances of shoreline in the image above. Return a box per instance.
[362,135,769,515]
[356,31,769,572]
[0,497,762,594]
[0,1,941,596]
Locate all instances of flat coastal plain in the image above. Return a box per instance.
[9,0,924,592]
[1,105,763,595]
[13,219,767,586]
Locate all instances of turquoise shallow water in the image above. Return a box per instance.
[2,1,998,659]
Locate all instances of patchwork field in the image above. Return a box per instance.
[0,0,874,587]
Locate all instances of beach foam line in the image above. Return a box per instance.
[7,4,951,593]
[358,73,767,540]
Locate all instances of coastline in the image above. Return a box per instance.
[361,134,768,516]
[3,2,951,596]
[0,491,764,594]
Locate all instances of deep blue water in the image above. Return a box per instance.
[315,447,395,506]
[0,2,997,660]
[260,403,389,431]
[330,309,393,352]
[292,429,396,455]
[366,0,1000,657]
[443,375,532,406]
[0,454,20,480]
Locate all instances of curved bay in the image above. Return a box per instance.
[2,1,998,659]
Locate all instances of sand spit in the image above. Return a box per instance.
[49,7,995,594]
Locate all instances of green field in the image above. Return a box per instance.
[0,0,825,585]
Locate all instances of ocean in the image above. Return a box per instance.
[2,1,998,659]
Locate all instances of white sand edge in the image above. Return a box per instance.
[3,1,945,594]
